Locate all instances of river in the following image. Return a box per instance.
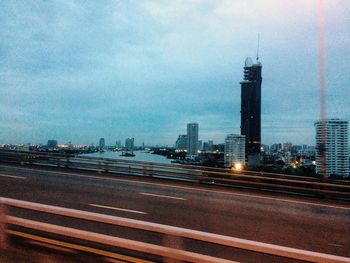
[82,151,172,164]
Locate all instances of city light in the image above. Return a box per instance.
[232,162,243,171]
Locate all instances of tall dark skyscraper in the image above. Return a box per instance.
[240,57,262,166]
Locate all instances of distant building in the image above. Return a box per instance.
[307,146,316,155]
[212,144,225,153]
[17,144,30,152]
[315,119,349,178]
[224,134,245,168]
[240,57,262,166]
[261,144,269,153]
[302,144,308,152]
[198,140,203,150]
[47,140,58,148]
[125,137,134,151]
[203,142,209,151]
[283,142,293,152]
[187,123,199,157]
[99,138,105,149]
[202,140,214,151]
[115,140,122,148]
[270,143,282,152]
[175,135,188,150]
[292,145,302,153]
[208,140,213,151]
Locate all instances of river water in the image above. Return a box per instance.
[82,151,172,164]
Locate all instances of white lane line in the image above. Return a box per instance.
[89,204,147,215]
[0,173,26,179]
[328,243,343,248]
[139,192,187,201]
[4,165,350,211]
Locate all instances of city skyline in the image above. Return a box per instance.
[1,1,349,146]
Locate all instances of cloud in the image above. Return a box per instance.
[0,0,349,146]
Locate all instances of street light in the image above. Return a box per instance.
[232,162,243,172]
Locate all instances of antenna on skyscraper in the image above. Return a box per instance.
[256,33,260,62]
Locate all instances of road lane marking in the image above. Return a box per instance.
[0,173,26,179]
[140,192,187,201]
[106,259,129,263]
[89,204,147,215]
[3,165,350,211]
[328,243,343,247]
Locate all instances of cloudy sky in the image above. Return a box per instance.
[1,0,349,146]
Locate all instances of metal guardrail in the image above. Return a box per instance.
[1,150,350,200]
[1,197,350,263]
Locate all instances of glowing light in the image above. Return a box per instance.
[232,162,243,171]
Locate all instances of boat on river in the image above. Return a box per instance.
[120,151,135,157]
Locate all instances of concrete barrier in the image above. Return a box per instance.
[1,197,350,262]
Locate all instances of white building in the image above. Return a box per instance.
[224,134,246,168]
[315,119,349,178]
[187,123,199,157]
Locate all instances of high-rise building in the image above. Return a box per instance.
[240,57,262,166]
[125,137,134,152]
[315,119,349,178]
[99,138,105,149]
[187,123,199,157]
[224,134,246,168]
[175,135,188,150]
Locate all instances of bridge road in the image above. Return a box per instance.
[0,164,349,262]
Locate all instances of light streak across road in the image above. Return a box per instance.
[89,204,147,215]
[139,192,187,201]
[0,173,26,180]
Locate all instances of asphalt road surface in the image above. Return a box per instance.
[0,164,349,262]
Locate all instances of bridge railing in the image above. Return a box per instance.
[1,197,350,263]
[1,150,350,200]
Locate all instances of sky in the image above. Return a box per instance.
[1,0,349,146]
